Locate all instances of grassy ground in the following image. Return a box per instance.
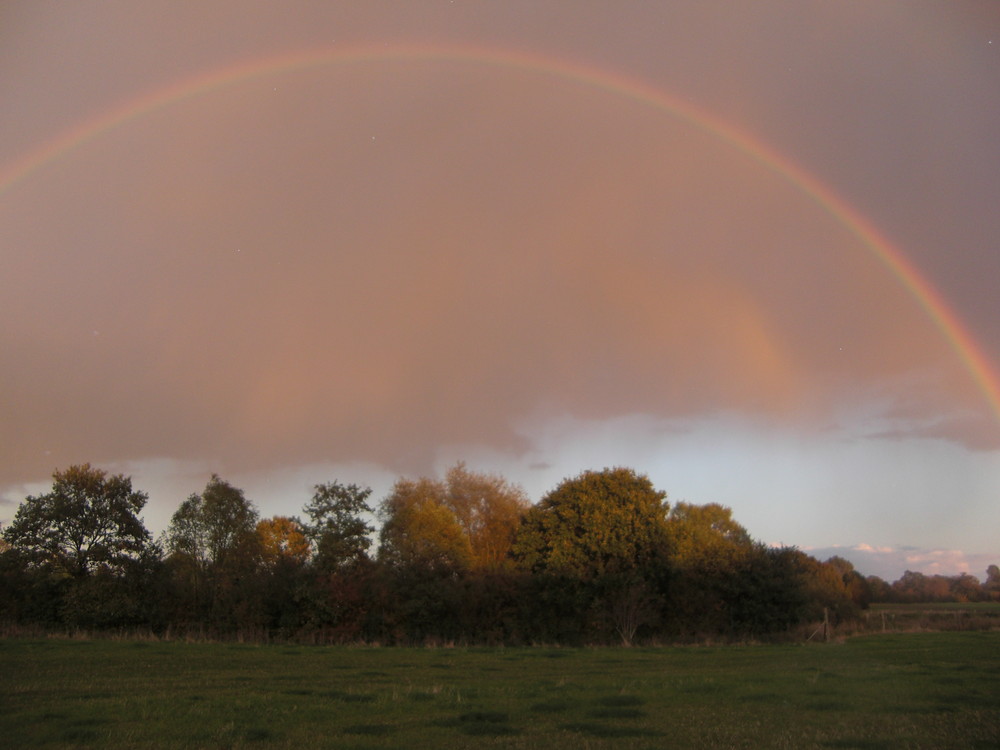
[859,602,1000,635]
[1,632,997,749]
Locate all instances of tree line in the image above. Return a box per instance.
[2,463,997,644]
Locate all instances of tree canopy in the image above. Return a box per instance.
[303,481,374,571]
[3,461,993,644]
[257,516,310,569]
[378,477,471,572]
[166,474,260,569]
[511,467,669,578]
[2,464,151,577]
[441,463,529,570]
[665,502,753,570]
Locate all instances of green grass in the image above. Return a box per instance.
[1,633,998,748]
[860,602,1000,635]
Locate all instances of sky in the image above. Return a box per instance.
[2,1,999,582]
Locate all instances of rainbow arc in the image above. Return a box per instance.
[2,42,997,426]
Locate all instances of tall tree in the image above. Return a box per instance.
[442,463,529,570]
[511,468,670,644]
[200,475,260,569]
[378,477,471,572]
[166,475,260,569]
[164,475,263,628]
[985,565,1000,601]
[825,556,873,609]
[2,464,151,578]
[165,496,210,567]
[511,467,669,578]
[665,502,753,569]
[865,575,893,603]
[948,572,985,603]
[302,482,374,571]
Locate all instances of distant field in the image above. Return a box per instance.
[859,602,1000,635]
[870,602,1000,612]
[2,633,997,749]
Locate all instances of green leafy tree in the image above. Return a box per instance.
[511,468,670,643]
[165,496,210,567]
[303,482,374,571]
[728,545,813,635]
[511,467,669,578]
[288,483,377,637]
[201,476,260,568]
[985,564,1000,602]
[164,475,262,628]
[166,475,260,568]
[667,502,754,637]
[663,502,756,633]
[658,502,817,638]
[665,502,753,570]
[2,464,151,578]
[865,575,893,603]
[371,477,472,643]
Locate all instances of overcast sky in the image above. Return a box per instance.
[2,1,999,581]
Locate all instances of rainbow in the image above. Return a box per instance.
[3,42,998,425]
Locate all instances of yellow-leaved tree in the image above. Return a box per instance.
[256,516,310,569]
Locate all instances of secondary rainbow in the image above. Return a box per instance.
[3,42,998,425]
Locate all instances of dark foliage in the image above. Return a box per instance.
[4,464,991,642]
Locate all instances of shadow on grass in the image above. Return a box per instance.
[741,691,782,703]
[544,650,573,659]
[596,694,645,707]
[242,727,275,742]
[529,699,572,713]
[587,707,646,719]
[560,721,662,738]
[343,723,394,736]
[60,728,101,743]
[806,701,852,712]
[432,711,520,737]
[321,690,376,702]
[59,715,111,742]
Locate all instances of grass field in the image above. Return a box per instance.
[2,632,997,749]
[859,602,1000,636]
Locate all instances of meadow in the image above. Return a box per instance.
[1,632,997,749]
[857,602,1000,636]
